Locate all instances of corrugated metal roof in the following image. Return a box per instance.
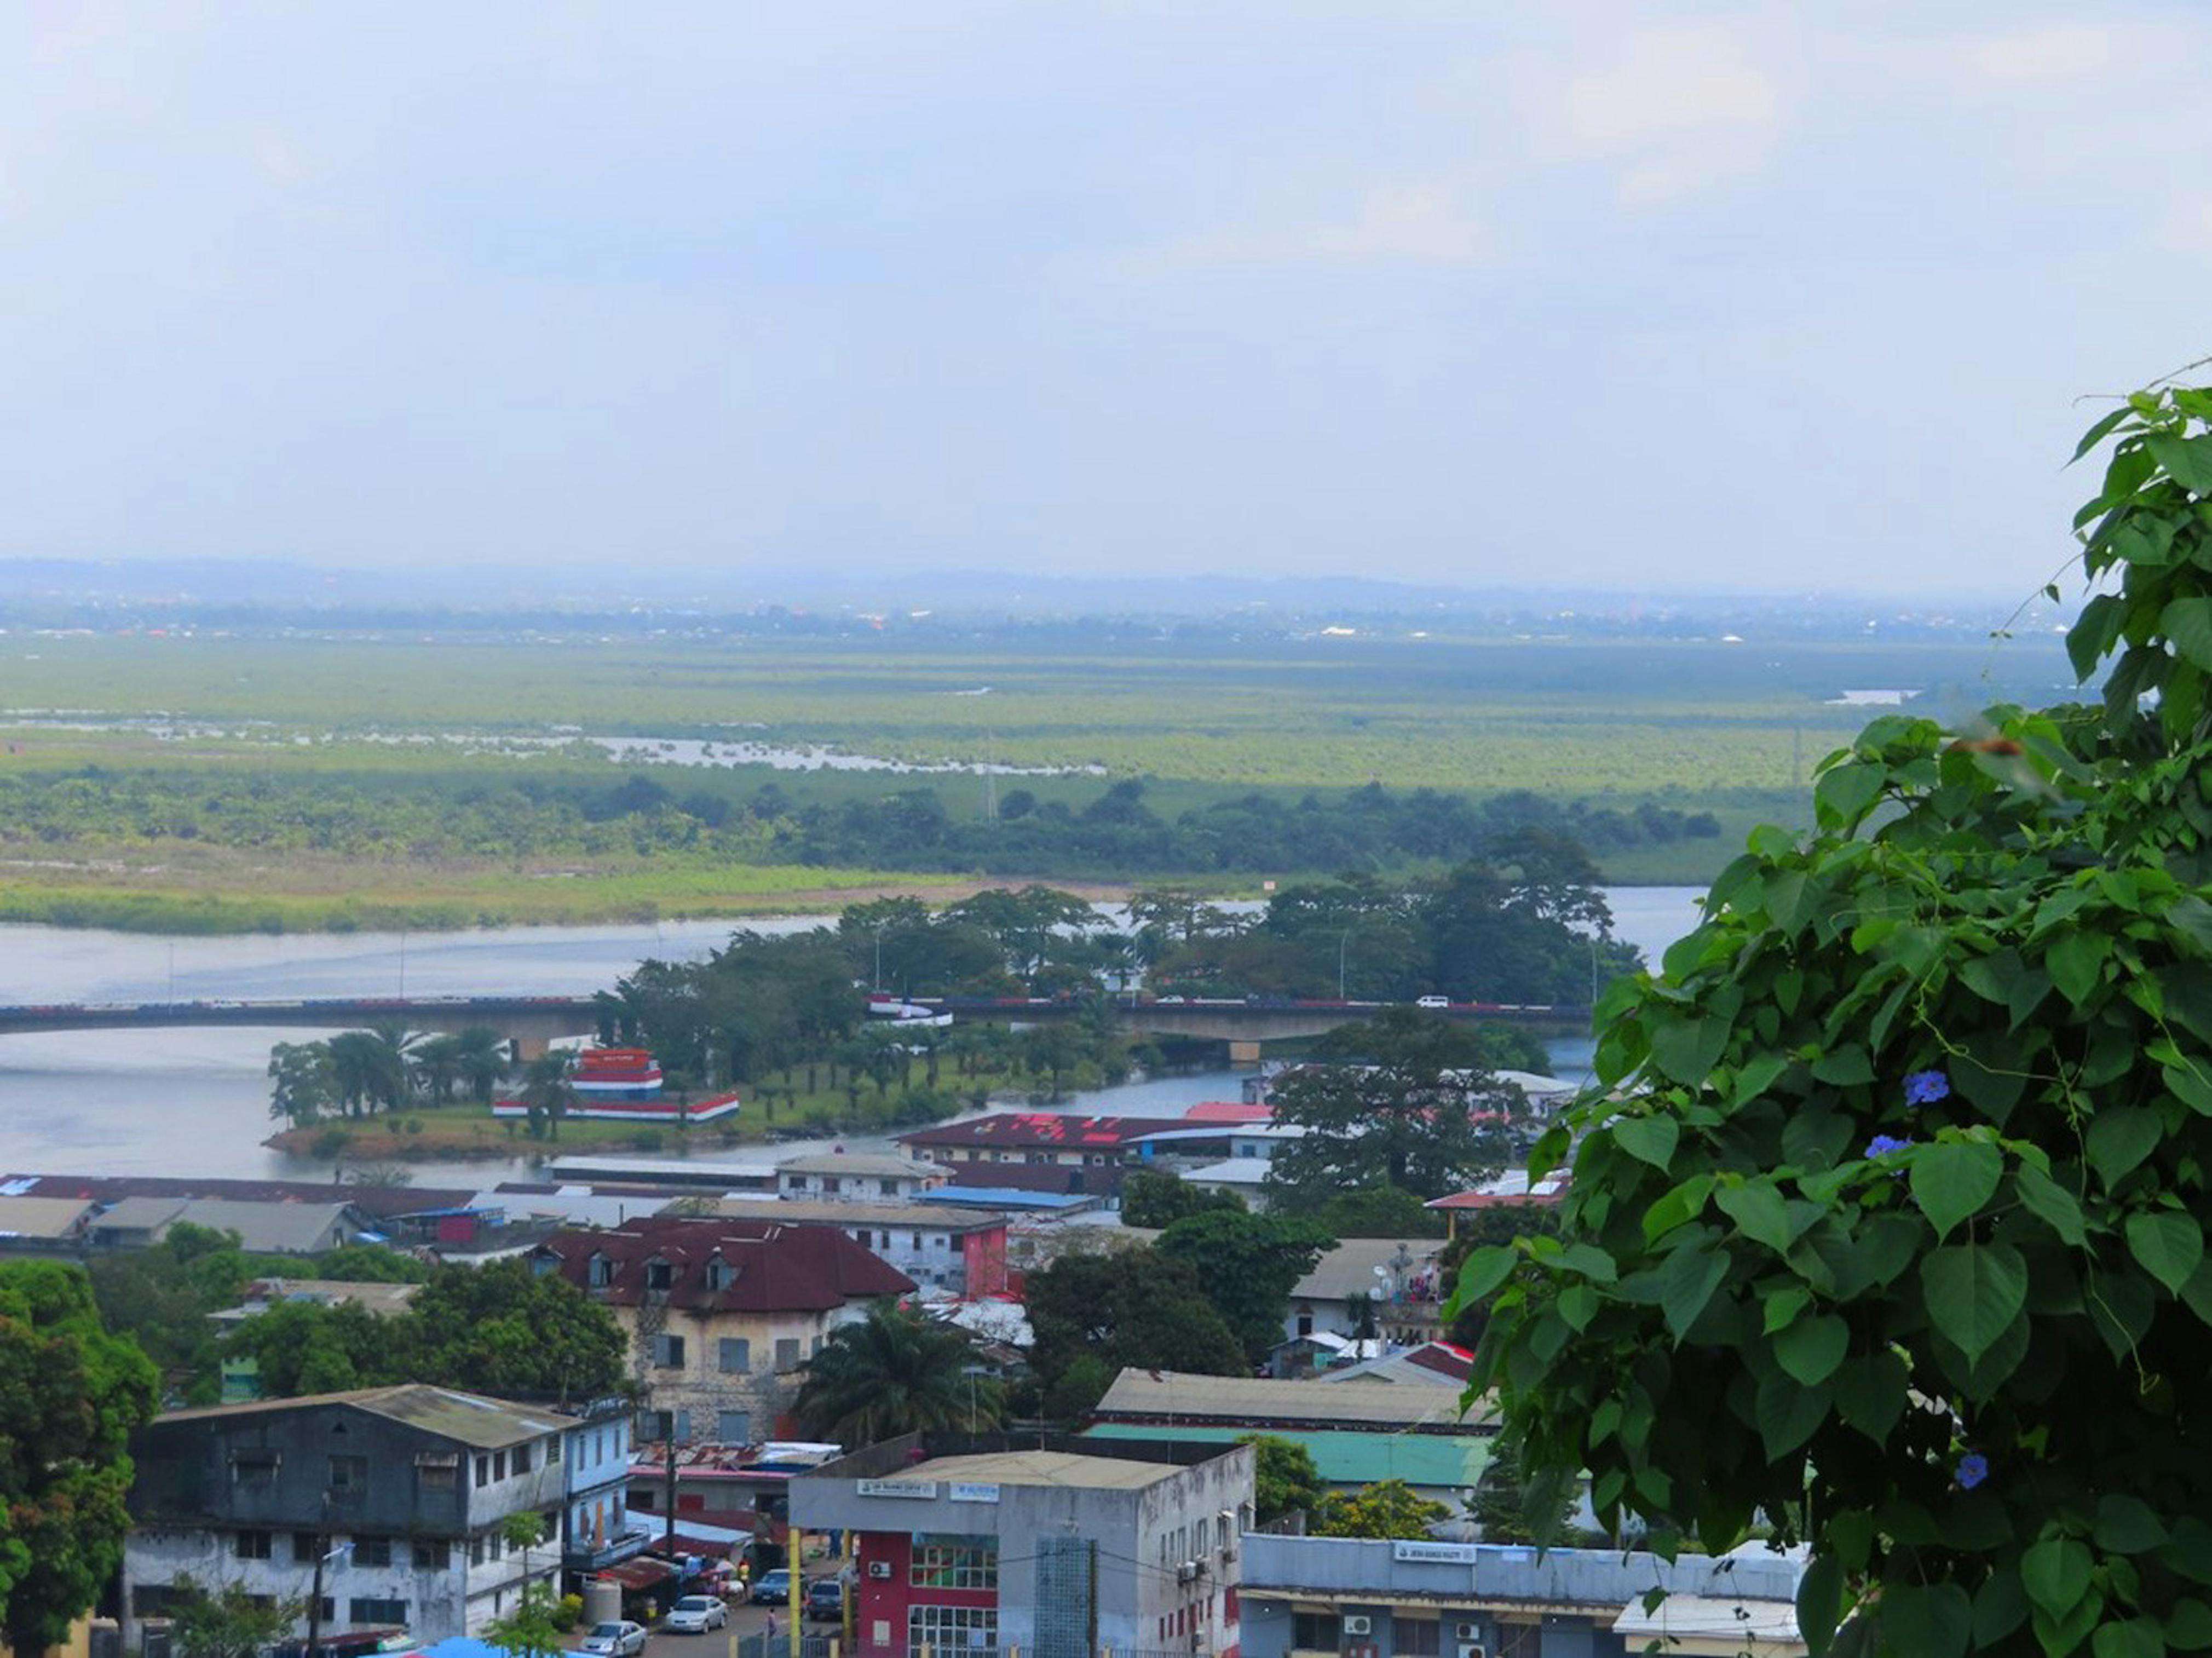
[1084,1423,1490,1492]
[158,1384,566,1447]
[1093,1368,1483,1432]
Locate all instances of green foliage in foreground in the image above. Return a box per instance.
[0,1262,160,1657]
[1461,387,2212,1656]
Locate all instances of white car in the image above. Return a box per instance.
[664,1597,728,1634]
[1415,994,1450,1010]
[579,1621,648,1657]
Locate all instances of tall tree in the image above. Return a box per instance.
[1314,1479,1449,1541]
[1025,1248,1245,1391]
[518,1050,578,1141]
[1262,1009,1524,1205]
[452,1026,512,1103]
[405,1259,626,1402]
[1121,1170,1246,1229]
[793,1302,1004,1446]
[1239,1434,1327,1527]
[169,1575,304,1658]
[1157,1210,1334,1366]
[267,1040,339,1126]
[0,1263,160,1657]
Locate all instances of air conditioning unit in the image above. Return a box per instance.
[1454,1625,1482,1643]
[867,1561,892,1581]
[1342,1616,1372,1637]
[1176,1561,1201,1585]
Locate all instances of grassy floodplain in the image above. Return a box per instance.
[0,626,2072,930]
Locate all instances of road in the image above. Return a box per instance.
[627,1602,846,1658]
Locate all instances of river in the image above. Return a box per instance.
[0,887,1709,1182]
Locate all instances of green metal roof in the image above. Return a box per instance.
[1084,1423,1491,1494]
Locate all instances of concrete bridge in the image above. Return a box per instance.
[920,995,1590,1047]
[0,995,604,1049]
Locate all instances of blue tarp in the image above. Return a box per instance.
[416,1639,508,1658]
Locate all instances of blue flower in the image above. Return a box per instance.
[1867,1135,1915,1158]
[1905,1071,1951,1107]
[1957,1452,1989,1490]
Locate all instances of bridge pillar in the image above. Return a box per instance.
[1229,1039,1263,1068]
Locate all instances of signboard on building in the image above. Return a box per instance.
[1393,1541,1481,1564]
[857,1478,940,1499]
[949,1482,1001,1504]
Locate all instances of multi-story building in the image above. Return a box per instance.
[895,1113,1191,1194]
[123,1385,580,1645]
[557,1397,648,1589]
[793,1433,1255,1658]
[532,1218,913,1447]
[700,1196,1009,1296]
[775,1152,949,1202]
[1236,1534,1807,1658]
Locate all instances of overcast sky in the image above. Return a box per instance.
[1,2,2205,597]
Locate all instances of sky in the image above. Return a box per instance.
[1,1,2208,598]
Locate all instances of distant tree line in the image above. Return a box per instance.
[0,763,1714,880]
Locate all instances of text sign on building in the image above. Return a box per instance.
[949,1482,1000,1504]
[1393,1541,1481,1564]
[857,1479,940,1499]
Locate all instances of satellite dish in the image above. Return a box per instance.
[1373,1265,1390,1279]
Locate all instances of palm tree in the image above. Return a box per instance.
[519,1050,579,1141]
[453,1026,512,1103]
[794,1301,1005,1447]
[327,1030,411,1116]
[411,1034,464,1104]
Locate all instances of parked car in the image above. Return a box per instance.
[664,1597,728,1634]
[578,1622,648,1657]
[1415,994,1450,1009]
[805,1579,848,1621]
[750,1569,794,1605]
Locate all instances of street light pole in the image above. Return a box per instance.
[1338,928,1352,1001]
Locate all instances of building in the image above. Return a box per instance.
[89,1195,372,1256]
[700,1197,1009,1296]
[1087,1369,1490,1506]
[895,1113,1191,1191]
[1236,1534,1807,1658]
[792,1433,1255,1658]
[775,1151,949,1202]
[532,1218,913,1447]
[122,1385,581,1645]
[1288,1240,1447,1348]
[557,1398,649,1590]
[210,1280,426,1403]
[0,1193,97,1255]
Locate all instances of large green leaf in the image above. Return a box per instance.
[1772,1312,1849,1387]
[2127,1210,2205,1294]
[2150,430,2212,494]
[2014,1164,2088,1246]
[1911,1139,2003,1241]
[1659,1241,1730,1340]
[1797,1553,1844,1657]
[1833,1349,1908,1443]
[2168,596,2212,672]
[2021,1535,2095,1621]
[1881,1583,1971,1658]
[1648,1014,1728,1086]
[1715,1180,1794,1252]
[1614,1114,1680,1170]
[2047,929,2114,1008]
[2095,1493,2171,1554]
[2093,1618,2169,1658]
[2088,1106,2163,1186]
[1448,1245,1517,1312]
[1814,760,1887,827]
[1920,1242,2027,1367]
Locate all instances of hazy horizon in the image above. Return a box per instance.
[3,4,2205,595]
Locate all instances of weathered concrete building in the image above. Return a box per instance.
[123,1386,587,1644]
[793,1434,1255,1658]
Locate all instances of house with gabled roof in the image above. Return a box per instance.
[531,1218,913,1449]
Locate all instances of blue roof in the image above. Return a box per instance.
[927,1187,1089,1210]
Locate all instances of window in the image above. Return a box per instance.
[773,1337,800,1371]
[349,1599,408,1627]
[412,1540,450,1571]
[354,1539,393,1568]
[652,1333,687,1369]
[877,1231,891,1250]
[475,1455,491,1488]
[315,1599,335,1626]
[717,1338,752,1374]
[589,1254,614,1288]
[1293,1614,1341,1651]
[469,1536,485,1567]
[234,1530,273,1561]
[811,1334,825,1357]
[911,1233,923,1250]
[1395,1619,1441,1657]
[716,1411,751,1444]
[494,1450,509,1481]
[512,1444,533,1476]
[134,1586,183,1619]
[908,1605,996,1657]
[329,1454,368,1494]
[879,1180,897,1197]
[547,1436,561,1465]
[911,1538,998,1590]
[229,1450,279,1485]
[822,1177,840,1194]
[644,1258,673,1291]
[705,1259,732,1291]
[416,1453,458,1490]
[293,1533,321,1565]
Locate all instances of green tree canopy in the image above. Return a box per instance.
[1122,1168,1248,1229]
[1156,1209,1334,1366]
[1239,1434,1326,1527]
[406,1258,626,1402]
[0,1262,160,1657]
[1465,386,2212,1656]
[169,1575,304,1658]
[1263,1009,1526,1205]
[794,1300,1004,1446]
[1313,1479,1449,1541]
[1025,1247,1245,1391]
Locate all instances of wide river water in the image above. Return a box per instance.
[0,887,1708,1182]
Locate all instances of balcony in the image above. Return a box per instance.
[566,1524,654,1574]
